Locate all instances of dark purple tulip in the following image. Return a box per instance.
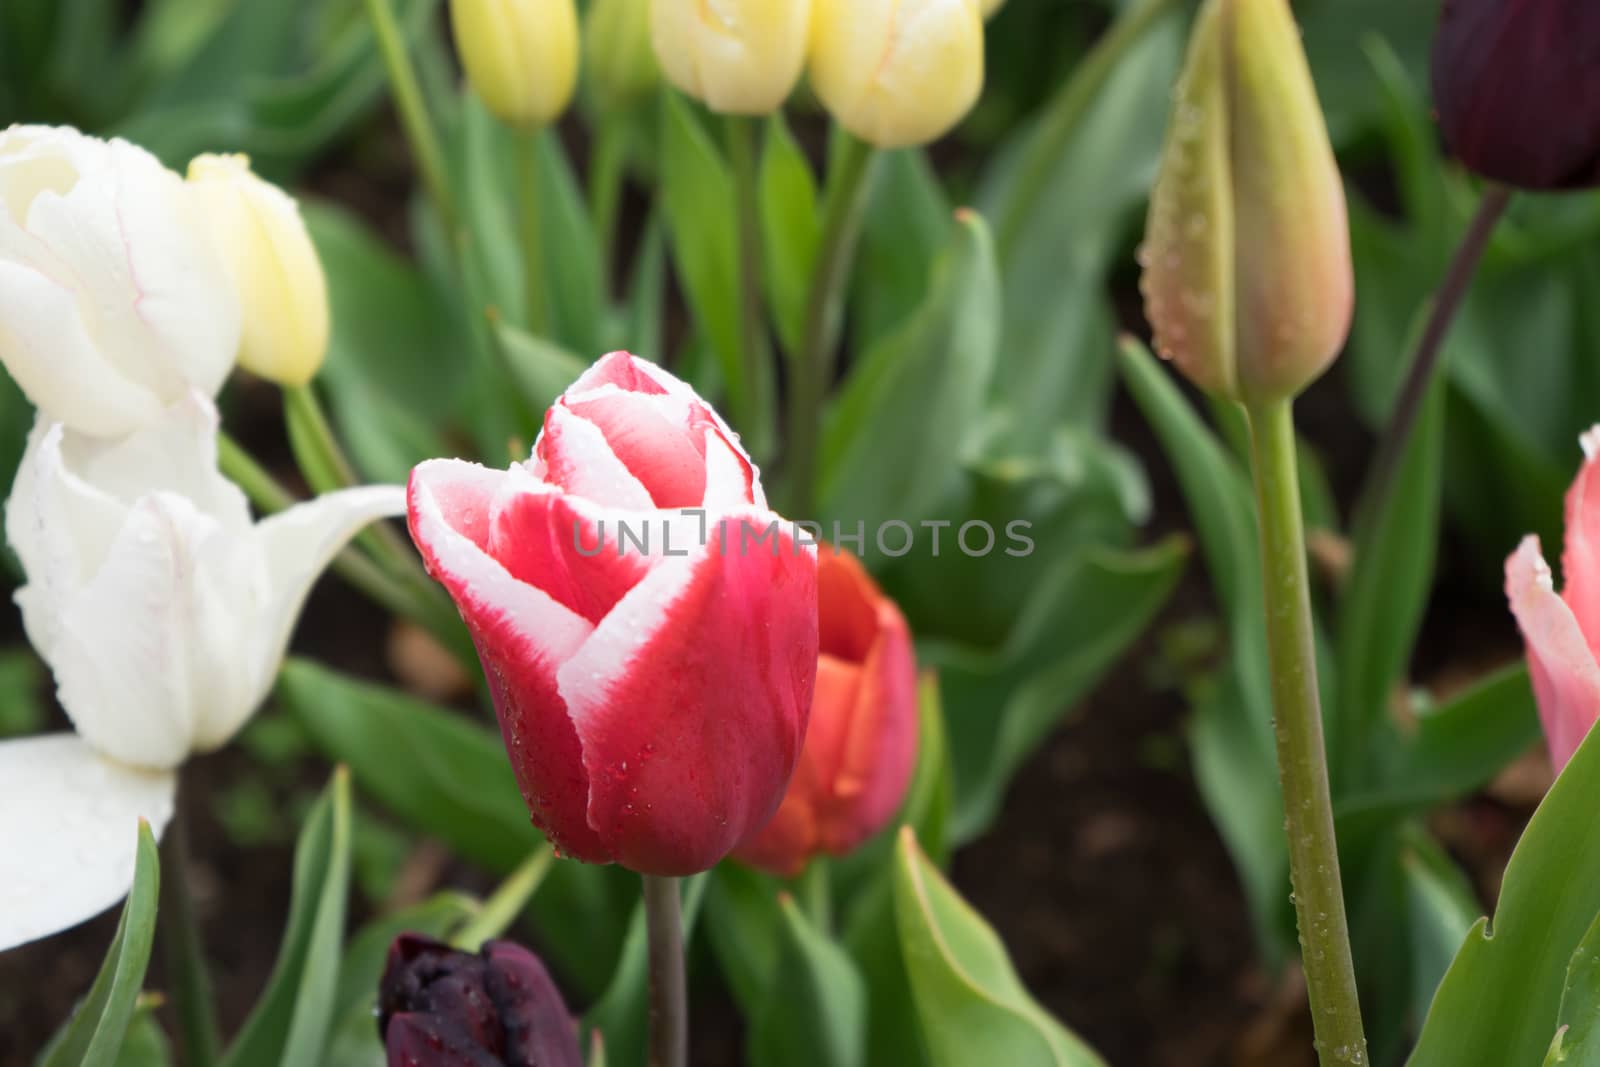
[378,934,583,1067]
[1432,0,1600,189]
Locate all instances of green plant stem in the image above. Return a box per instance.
[363,0,457,235]
[726,114,770,453]
[785,134,878,517]
[216,432,477,668]
[453,845,555,951]
[1357,184,1511,525]
[1244,399,1367,1065]
[160,787,219,1067]
[589,120,629,289]
[516,130,550,336]
[643,875,687,1067]
[995,0,1180,260]
[796,858,831,934]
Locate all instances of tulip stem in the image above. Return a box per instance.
[516,130,551,337]
[643,874,688,1067]
[726,114,772,462]
[786,133,879,517]
[1244,398,1368,1065]
[1358,184,1511,525]
[161,791,220,1067]
[995,0,1180,261]
[589,120,629,290]
[363,0,457,235]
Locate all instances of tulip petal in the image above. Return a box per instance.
[564,388,708,508]
[828,606,918,852]
[199,484,408,751]
[1507,536,1600,771]
[486,467,650,625]
[567,350,671,395]
[560,512,817,874]
[1563,428,1600,658]
[409,460,607,861]
[533,404,654,511]
[0,733,175,951]
[483,940,584,1067]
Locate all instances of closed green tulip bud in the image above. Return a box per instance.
[586,0,659,109]
[450,0,580,128]
[1139,0,1352,404]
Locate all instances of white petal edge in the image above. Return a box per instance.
[0,733,175,951]
[538,405,654,511]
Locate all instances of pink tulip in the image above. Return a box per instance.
[1506,428,1600,771]
[736,547,918,877]
[408,352,818,875]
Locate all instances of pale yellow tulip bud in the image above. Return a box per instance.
[451,0,580,127]
[1139,0,1352,405]
[649,0,812,115]
[977,0,1005,18]
[586,0,659,108]
[187,155,328,388]
[809,0,984,149]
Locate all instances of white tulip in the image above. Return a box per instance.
[0,391,403,949]
[0,125,241,437]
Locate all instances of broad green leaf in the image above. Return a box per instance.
[706,864,785,1018]
[222,768,352,1067]
[1544,909,1600,1066]
[278,660,534,873]
[38,822,161,1067]
[930,537,1187,842]
[850,149,949,352]
[748,897,867,1067]
[530,128,608,358]
[658,92,746,428]
[303,201,453,485]
[893,829,1104,1066]
[819,212,1000,534]
[1335,382,1444,790]
[323,892,477,1067]
[903,675,953,866]
[585,874,710,1067]
[112,998,174,1067]
[1408,698,1600,1065]
[620,216,667,359]
[1403,832,1481,1025]
[845,874,928,1067]
[497,321,589,413]
[759,113,820,356]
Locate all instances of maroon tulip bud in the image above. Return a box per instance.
[1433,0,1600,190]
[377,934,582,1067]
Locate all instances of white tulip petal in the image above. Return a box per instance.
[199,484,409,751]
[537,405,654,511]
[46,493,216,769]
[0,260,165,435]
[0,734,175,951]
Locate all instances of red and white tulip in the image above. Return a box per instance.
[408,352,818,876]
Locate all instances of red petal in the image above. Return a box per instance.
[817,547,882,661]
[1507,536,1600,772]
[559,514,818,875]
[564,391,708,508]
[487,475,650,625]
[571,350,670,395]
[407,461,611,863]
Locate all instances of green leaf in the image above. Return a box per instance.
[620,215,667,359]
[893,829,1104,1066]
[496,321,589,413]
[819,212,1000,534]
[1544,909,1600,1066]
[706,864,785,1018]
[1402,832,1481,1024]
[759,113,821,356]
[844,874,929,1067]
[533,129,607,358]
[1408,697,1600,1065]
[930,537,1187,841]
[113,997,174,1067]
[1335,382,1445,789]
[850,149,950,351]
[748,897,867,1067]
[585,874,710,1067]
[221,768,352,1067]
[38,821,161,1067]
[279,660,535,872]
[659,92,744,422]
[902,675,954,866]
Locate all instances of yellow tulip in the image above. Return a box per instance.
[451,0,580,127]
[1139,0,1352,404]
[186,154,328,388]
[649,0,812,115]
[809,0,984,149]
